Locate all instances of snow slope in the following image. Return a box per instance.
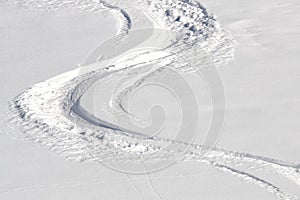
[1,0,300,199]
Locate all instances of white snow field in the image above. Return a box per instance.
[0,0,300,199]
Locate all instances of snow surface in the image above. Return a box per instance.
[0,0,300,199]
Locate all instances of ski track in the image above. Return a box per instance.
[4,0,300,199]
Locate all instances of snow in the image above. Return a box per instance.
[0,0,300,199]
